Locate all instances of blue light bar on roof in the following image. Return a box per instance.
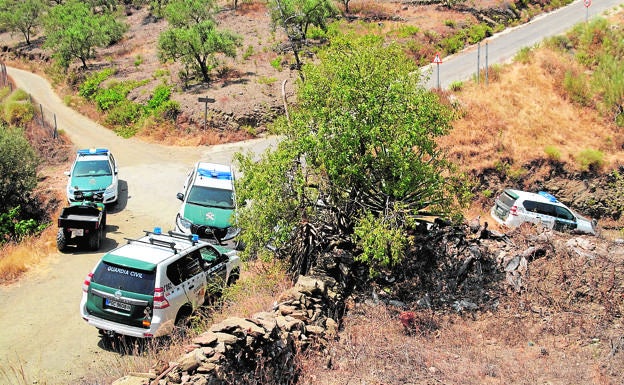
[197,167,233,180]
[538,191,558,202]
[77,148,109,156]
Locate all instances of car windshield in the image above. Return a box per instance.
[73,160,112,177]
[187,186,234,209]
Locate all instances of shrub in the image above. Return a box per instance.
[78,68,116,99]
[147,84,172,111]
[563,70,591,106]
[94,87,126,111]
[270,56,282,71]
[576,149,604,171]
[467,23,491,44]
[449,81,463,91]
[514,47,533,64]
[154,100,181,121]
[439,33,465,55]
[395,25,420,38]
[105,102,145,127]
[4,102,34,126]
[242,45,254,60]
[544,145,561,160]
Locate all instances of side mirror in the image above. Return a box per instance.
[176,192,184,201]
[64,171,70,176]
[114,167,118,175]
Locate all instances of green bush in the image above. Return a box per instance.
[105,102,145,127]
[544,145,561,160]
[449,81,464,91]
[439,33,465,55]
[147,84,172,111]
[78,68,116,99]
[4,102,34,126]
[514,47,533,64]
[576,149,604,171]
[394,25,420,38]
[270,56,282,71]
[563,70,591,106]
[94,87,126,111]
[467,23,491,45]
[154,99,180,121]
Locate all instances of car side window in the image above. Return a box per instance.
[199,246,226,266]
[535,203,555,216]
[523,200,537,212]
[167,254,203,285]
[555,206,575,221]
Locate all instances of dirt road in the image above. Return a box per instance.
[0,67,277,384]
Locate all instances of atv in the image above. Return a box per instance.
[57,191,106,252]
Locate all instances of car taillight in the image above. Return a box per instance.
[153,287,170,309]
[82,272,93,292]
[510,205,518,216]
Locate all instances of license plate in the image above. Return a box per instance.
[105,298,131,311]
[71,228,84,237]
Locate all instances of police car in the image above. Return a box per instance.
[80,228,241,338]
[491,188,596,235]
[65,148,118,205]
[175,162,240,244]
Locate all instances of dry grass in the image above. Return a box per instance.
[441,47,624,174]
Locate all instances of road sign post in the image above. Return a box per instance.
[198,96,216,130]
[432,52,442,89]
[584,0,591,22]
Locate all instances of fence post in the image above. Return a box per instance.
[53,114,58,139]
[40,104,44,127]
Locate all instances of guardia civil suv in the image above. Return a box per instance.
[175,162,240,244]
[65,148,118,205]
[80,228,240,339]
[490,188,596,235]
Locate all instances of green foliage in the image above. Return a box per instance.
[79,68,116,99]
[0,123,39,214]
[0,0,47,45]
[576,149,604,171]
[270,56,282,70]
[444,19,456,28]
[393,25,420,38]
[134,55,143,67]
[43,0,128,69]
[0,206,48,243]
[257,76,278,85]
[94,86,126,111]
[153,99,180,120]
[147,84,172,110]
[544,145,561,161]
[267,0,338,68]
[514,46,533,64]
[3,101,34,125]
[104,102,144,127]
[242,45,254,60]
[158,0,242,83]
[449,80,463,91]
[466,23,491,44]
[235,35,468,274]
[563,70,591,106]
[439,33,464,55]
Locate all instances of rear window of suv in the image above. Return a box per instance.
[92,261,156,295]
[499,190,518,207]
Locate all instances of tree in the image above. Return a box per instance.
[267,0,338,70]
[42,0,127,69]
[235,35,469,276]
[158,0,241,83]
[0,0,48,45]
[0,123,39,215]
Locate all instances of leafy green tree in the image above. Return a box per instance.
[0,0,48,45]
[158,0,241,83]
[42,0,127,69]
[0,123,39,216]
[267,0,338,69]
[235,35,469,276]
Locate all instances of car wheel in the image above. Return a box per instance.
[227,268,240,286]
[88,228,102,251]
[56,229,68,252]
[173,306,193,339]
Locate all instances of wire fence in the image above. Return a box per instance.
[1,60,59,139]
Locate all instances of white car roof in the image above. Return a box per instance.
[193,162,234,190]
[506,188,565,206]
[110,233,205,264]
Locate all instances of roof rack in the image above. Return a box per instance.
[197,167,233,181]
[168,230,200,246]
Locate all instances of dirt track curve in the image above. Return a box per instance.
[0,67,277,385]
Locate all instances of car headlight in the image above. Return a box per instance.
[222,226,241,241]
[176,214,192,231]
[105,184,116,194]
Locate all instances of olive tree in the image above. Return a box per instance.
[0,123,38,214]
[267,0,338,70]
[43,0,127,69]
[0,0,48,45]
[158,0,241,83]
[235,35,469,277]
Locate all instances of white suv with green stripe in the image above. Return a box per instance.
[175,162,241,244]
[80,228,240,339]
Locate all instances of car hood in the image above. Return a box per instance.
[182,203,233,229]
[70,175,113,191]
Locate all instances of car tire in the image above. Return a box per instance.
[56,229,68,252]
[88,228,102,251]
[173,306,193,339]
[227,268,240,286]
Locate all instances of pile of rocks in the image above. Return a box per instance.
[113,272,347,385]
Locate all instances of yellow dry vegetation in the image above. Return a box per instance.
[442,48,624,173]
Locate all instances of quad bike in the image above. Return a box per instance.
[57,191,106,252]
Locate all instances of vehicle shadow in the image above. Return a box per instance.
[97,334,177,356]
[105,180,128,214]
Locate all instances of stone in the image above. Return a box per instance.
[295,276,325,295]
[111,376,150,385]
[193,331,218,346]
[215,332,238,345]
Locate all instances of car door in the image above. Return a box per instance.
[167,253,207,310]
[553,206,577,232]
[199,245,229,295]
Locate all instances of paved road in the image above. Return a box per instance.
[0,67,277,384]
[423,0,624,89]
